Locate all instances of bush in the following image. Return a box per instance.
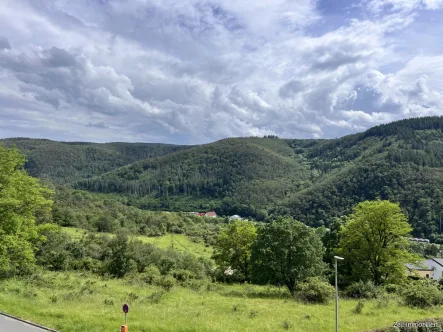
[402,281,443,308]
[282,321,291,330]
[157,275,176,291]
[383,284,400,294]
[171,269,196,282]
[147,290,166,304]
[104,298,114,305]
[344,281,380,299]
[141,265,162,285]
[353,300,364,314]
[294,277,335,304]
[376,293,392,308]
[72,257,102,273]
[182,278,210,292]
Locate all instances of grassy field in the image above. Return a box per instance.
[61,227,213,259]
[0,271,442,332]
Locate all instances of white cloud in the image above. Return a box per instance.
[365,0,443,13]
[0,0,442,143]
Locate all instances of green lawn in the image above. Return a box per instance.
[61,227,213,259]
[0,271,441,332]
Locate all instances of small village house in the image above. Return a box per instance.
[406,258,443,280]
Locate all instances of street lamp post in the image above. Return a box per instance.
[334,256,344,332]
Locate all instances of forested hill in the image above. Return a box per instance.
[3,116,443,240]
[0,138,191,183]
[74,137,313,216]
[281,116,443,239]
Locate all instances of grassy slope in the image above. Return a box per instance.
[0,271,441,332]
[62,227,213,259]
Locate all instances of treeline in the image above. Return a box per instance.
[363,116,443,139]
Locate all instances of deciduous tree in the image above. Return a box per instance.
[250,216,326,295]
[0,145,53,277]
[337,200,420,285]
[212,220,257,281]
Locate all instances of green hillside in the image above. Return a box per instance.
[5,116,443,240]
[0,138,191,183]
[73,137,313,216]
[280,117,443,238]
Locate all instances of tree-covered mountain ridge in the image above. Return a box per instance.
[0,137,192,183]
[3,116,443,240]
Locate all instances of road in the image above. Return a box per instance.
[0,313,56,332]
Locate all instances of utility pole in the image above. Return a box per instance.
[334,256,344,332]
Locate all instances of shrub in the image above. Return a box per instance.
[282,320,291,330]
[182,278,209,292]
[344,281,380,299]
[141,265,162,285]
[157,275,175,291]
[376,293,391,308]
[294,277,335,304]
[147,290,166,304]
[383,284,400,294]
[158,257,176,275]
[127,292,139,303]
[402,281,443,308]
[73,257,102,273]
[353,300,364,314]
[171,269,195,282]
[249,310,258,318]
[104,299,114,305]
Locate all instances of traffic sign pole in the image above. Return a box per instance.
[121,304,129,332]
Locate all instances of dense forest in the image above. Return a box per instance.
[0,138,191,183]
[3,116,443,240]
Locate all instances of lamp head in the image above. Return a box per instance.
[334,256,344,260]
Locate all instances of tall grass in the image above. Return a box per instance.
[0,271,441,332]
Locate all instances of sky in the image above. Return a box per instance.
[0,0,443,144]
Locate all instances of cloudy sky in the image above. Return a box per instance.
[0,0,443,144]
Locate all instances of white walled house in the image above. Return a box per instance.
[406,258,443,280]
[430,258,443,280]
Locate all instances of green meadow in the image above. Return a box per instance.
[0,271,441,332]
[61,227,213,259]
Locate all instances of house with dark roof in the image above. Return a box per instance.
[406,258,443,280]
